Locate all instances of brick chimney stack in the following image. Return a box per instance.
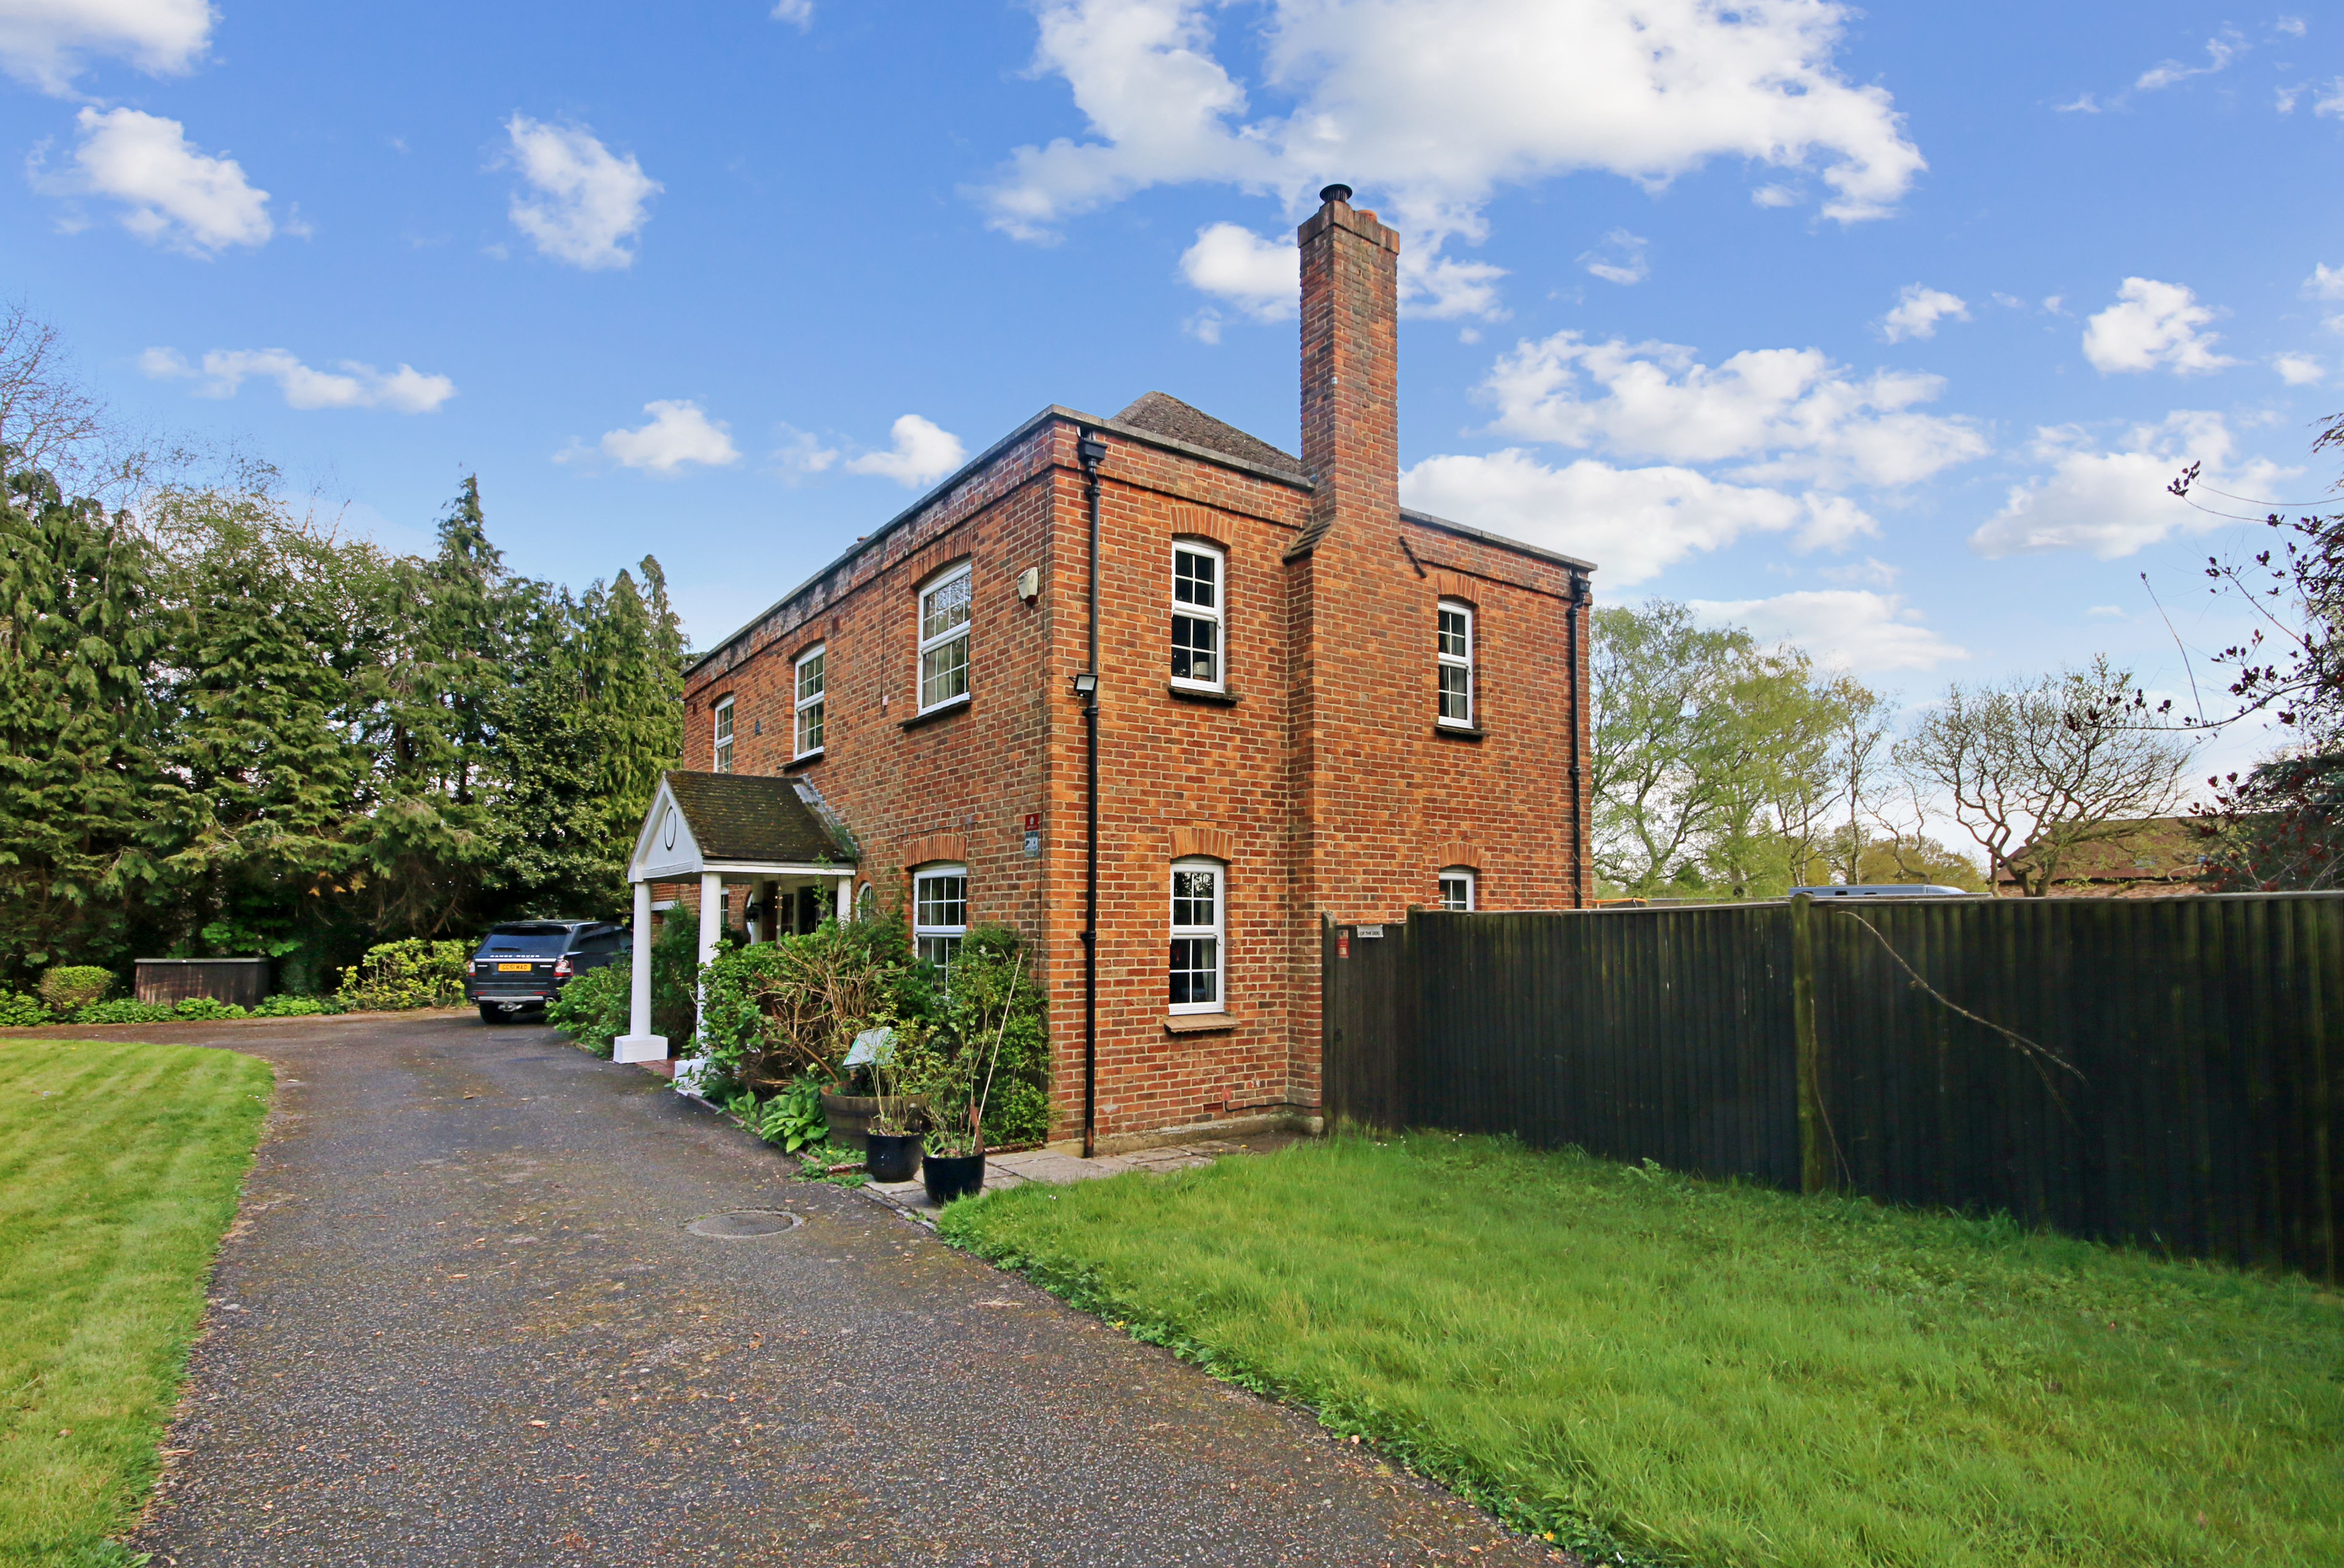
[1297,183,1400,550]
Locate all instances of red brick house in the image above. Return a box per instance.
[618,185,1596,1152]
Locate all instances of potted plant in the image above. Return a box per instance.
[847,1022,924,1183]
[917,952,1022,1205]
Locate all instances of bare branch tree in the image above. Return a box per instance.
[1895,656,2195,896]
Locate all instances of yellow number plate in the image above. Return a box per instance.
[496,962,532,972]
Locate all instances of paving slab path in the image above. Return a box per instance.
[33,1012,1566,1567]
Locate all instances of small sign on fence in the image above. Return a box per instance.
[1357,924,1384,938]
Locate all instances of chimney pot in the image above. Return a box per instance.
[1319,183,1353,205]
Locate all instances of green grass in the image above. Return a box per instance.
[0,1040,272,1566]
[941,1134,2344,1568]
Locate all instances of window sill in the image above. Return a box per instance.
[1433,723,1486,741]
[782,749,825,772]
[901,696,971,731]
[1168,683,1239,707]
[1164,1011,1237,1034]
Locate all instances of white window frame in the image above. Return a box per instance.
[917,564,973,714]
[793,644,826,758]
[1169,857,1226,1015]
[1437,600,1474,729]
[913,863,968,982]
[1439,867,1477,912]
[1170,541,1225,692]
[712,696,735,773]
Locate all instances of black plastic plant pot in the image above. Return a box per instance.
[864,1131,922,1183]
[922,1151,985,1205]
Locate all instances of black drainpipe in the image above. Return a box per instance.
[1076,430,1108,1157]
[1567,570,1589,907]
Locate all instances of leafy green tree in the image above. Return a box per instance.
[0,465,166,980]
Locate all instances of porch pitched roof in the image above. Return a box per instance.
[629,770,856,882]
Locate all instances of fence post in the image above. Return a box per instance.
[1791,893,1830,1194]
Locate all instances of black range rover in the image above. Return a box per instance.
[465,920,626,1024]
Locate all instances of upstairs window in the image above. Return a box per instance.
[1171,543,1223,691]
[794,645,826,757]
[1439,868,1476,911]
[1169,858,1225,1013]
[712,696,735,772]
[1437,601,1474,728]
[914,864,968,981]
[918,565,972,712]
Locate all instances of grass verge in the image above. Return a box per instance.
[0,1040,272,1566]
[940,1133,2344,1568]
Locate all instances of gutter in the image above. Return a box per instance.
[1075,430,1109,1158]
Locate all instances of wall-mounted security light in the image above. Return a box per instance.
[1071,671,1098,698]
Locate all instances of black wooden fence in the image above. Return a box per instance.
[1323,893,2341,1280]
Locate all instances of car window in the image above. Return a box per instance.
[478,925,573,956]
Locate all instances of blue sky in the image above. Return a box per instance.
[3,0,2339,776]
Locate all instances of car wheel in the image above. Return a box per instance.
[478,1004,507,1026]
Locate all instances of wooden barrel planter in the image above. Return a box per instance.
[135,958,268,1009]
[817,1092,927,1153]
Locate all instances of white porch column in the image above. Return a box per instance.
[694,871,723,1051]
[613,879,667,1063]
[836,872,855,924]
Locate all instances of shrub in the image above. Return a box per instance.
[933,925,1053,1149]
[699,912,910,1090]
[650,914,699,1044]
[547,962,631,1058]
[73,999,175,1025]
[336,939,469,1011]
[253,994,336,1017]
[0,992,51,1027]
[39,966,114,1013]
[172,996,250,1020]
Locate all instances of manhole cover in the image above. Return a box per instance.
[686,1210,803,1238]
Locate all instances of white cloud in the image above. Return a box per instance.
[0,0,212,94]
[569,400,741,474]
[1581,229,1648,286]
[38,106,271,254]
[2135,32,2242,92]
[2276,82,2302,113]
[503,114,660,271]
[770,426,839,479]
[844,414,967,488]
[2273,352,2325,386]
[1877,283,1968,342]
[1688,589,1966,672]
[2306,263,2344,300]
[1177,222,1296,321]
[974,0,1925,316]
[2275,16,2305,38]
[1751,183,1800,207]
[1820,555,1900,589]
[2086,605,2126,618]
[2317,78,2344,117]
[2055,93,2102,114]
[1400,448,1874,586]
[140,346,454,411]
[2081,277,2234,375]
[771,0,813,28]
[1481,331,1990,489]
[1969,411,2294,559]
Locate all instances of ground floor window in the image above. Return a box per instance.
[1170,857,1224,1012]
[914,864,968,981]
[1439,867,1476,911]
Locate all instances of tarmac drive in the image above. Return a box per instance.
[78,1011,1567,1567]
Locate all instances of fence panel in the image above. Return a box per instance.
[1323,893,2343,1279]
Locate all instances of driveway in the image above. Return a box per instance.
[39,1012,1563,1566]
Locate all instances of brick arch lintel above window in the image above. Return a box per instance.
[1434,839,1481,871]
[1168,826,1235,863]
[1166,504,1229,549]
[904,831,969,869]
[1432,571,1478,608]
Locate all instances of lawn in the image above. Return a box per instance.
[0,1039,272,1567]
[941,1134,2344,1568]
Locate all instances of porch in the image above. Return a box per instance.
[616,769,860,1063]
